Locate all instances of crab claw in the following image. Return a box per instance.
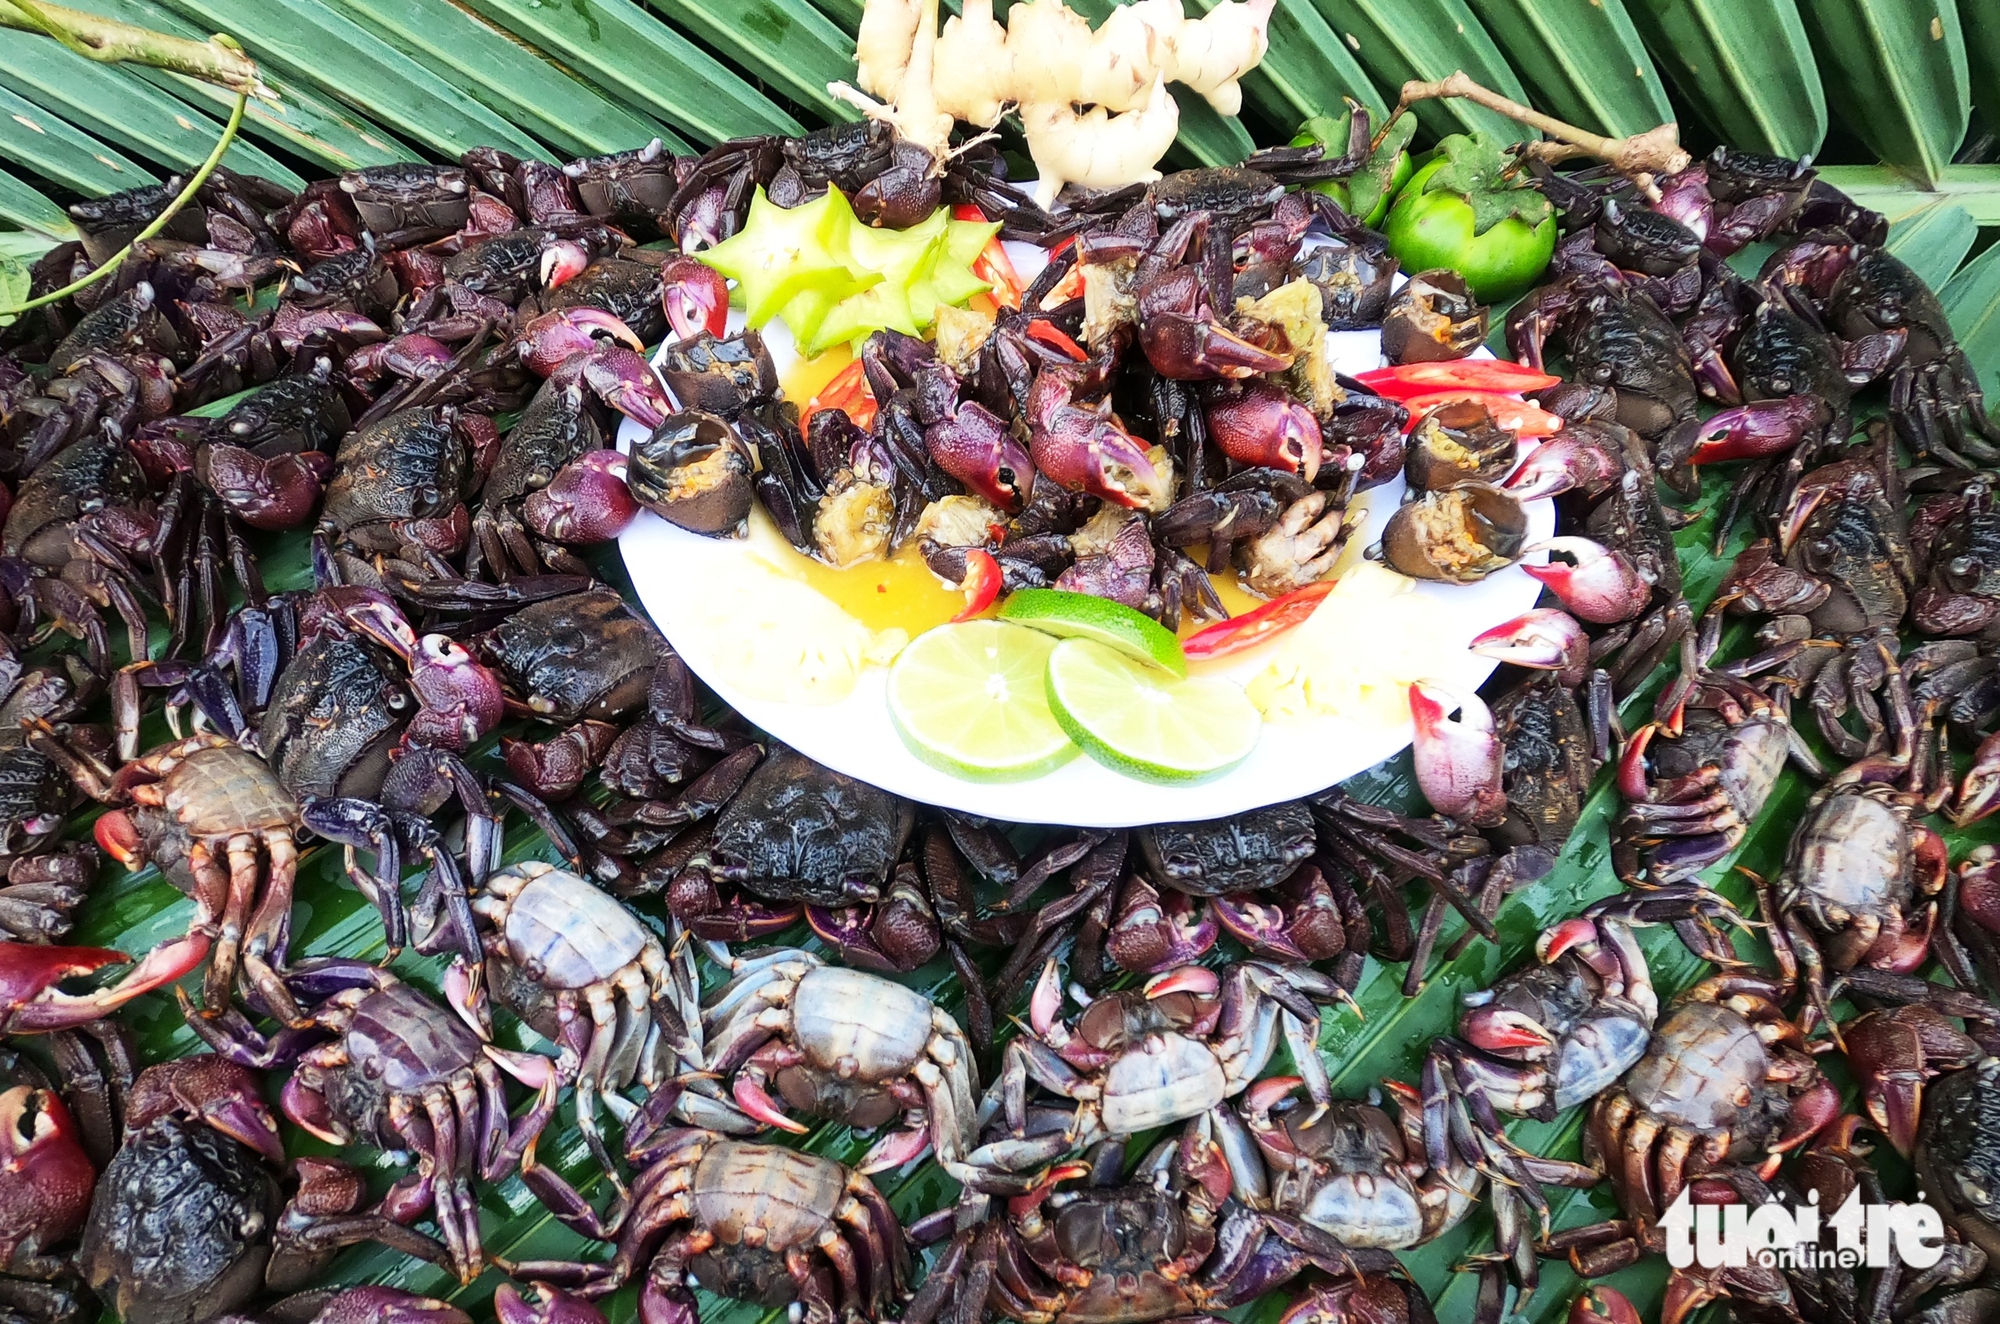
[1030,958,1065,1037]
[517,307,644,377]
[1844,1006,1979,1156]
[1141,311,1292,380]
[731,1072,809,1134]
[661,254,730,342]
[1,938,210,1032]
[549,344,671,429]
[1961,845,2000,936]
[1460,1004,1557,1054]
[198,444,333,531]
[1029,407,1166,510]
[1145,964,1219,999]
[524,450,642,544]
[1675,394,1825,465]
[1501,431,1621,500]
[1470,608,1591,687]
[1408,680,1506,826]
[320,1287,474,1324]
[1522,536,1653,624]
[1571,1286,1645,1324]
[1954,732,2000,826]
[94,810,145,870]
[404,633,507,750]
[1207,379,1322,481]
[639,1281,700,1324]
[858,1124,932,1173]
[0,1083,95,1244]
[496,1284,605,1324]
[1537,916,1601,965]
[127,1056,286,1163]
[928,401,1036,512]
[537,239,591,290]
[346,333,455,385]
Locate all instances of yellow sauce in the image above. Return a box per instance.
[767,538,967,635]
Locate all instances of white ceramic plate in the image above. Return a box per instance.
[617,240,1554,826]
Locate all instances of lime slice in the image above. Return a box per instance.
[998,588,1186,677]
[1045,638,1261,783]
[888,621,1078,781]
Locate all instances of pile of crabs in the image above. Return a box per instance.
[0,102,1997,1324]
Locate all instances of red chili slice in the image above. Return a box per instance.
[1025,319,1087,361]
[1400,390,1564,437]
[955,205,1025,310]
[1356,360,1561,400]
[1181,580,1339,661]
[951,549,1003,622]
[800,357,877,436]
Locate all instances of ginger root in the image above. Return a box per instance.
[837,0,1274,204]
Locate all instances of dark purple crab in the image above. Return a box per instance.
[80,1056,450,1324]
[183,963,565,1282]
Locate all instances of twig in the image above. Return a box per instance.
[1,84,249,317]
[0,0,263,94]
[1395,70,1690,202]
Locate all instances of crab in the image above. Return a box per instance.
[80,1056,449,1324]
[183,963,566,1282]
[1615,673,1814,884]
[1764,760,1952,1034]
[986,959,1340,1154]
[45,732,303,1022]
[433,861,679,1183]
[658,944,981,1186]
[1550,975,1840,1278]
[511,1128,908,1324]
[0,1067,96,1323]
[668,746,916,942]
[903,1121,1408,1324]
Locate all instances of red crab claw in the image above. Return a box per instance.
[1207,379,1323,481]
[1006,1161,1093,1219]
[1470,608,1590,687]
[1844,1006,1979,1156]
[1408,680,1506,827]
[198,444,333,531]
[0,1084,95,1247]
[1144,965,1219,999]
[1616,723,1662,801]
[1537,916,1602,965]
[1960,845,2000,936]
[496,1284,605,1324]
[524,450,641,544]
[928,401,1036,512]
[517,308,643,377]
[1502,431,1621,500]
[1177,1126,1234,1207]
[549,344,671,429]
[537,239,592,290]
[1459,1004,1557,1054]
[404,633,507,750]
[1571,1286,1644,1324]
[859,1121,932,1173]
[1522,537,1653,624]
[661,254,729,342]
[127,1056,285,1163]
[94,811,145,869]
[0,939,210,1032]
[1676,394,1826,464]
[318,1287,474,1324]
[1767,1076,1841,1165]
[1029,407,1165,510]
[1953,732,2000,825]
[639,1281,699,1324]
[1776,480,1832,557]
[1141,312,1293,381]
[280,1073,348,1145]
[731,1071,809,1134]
